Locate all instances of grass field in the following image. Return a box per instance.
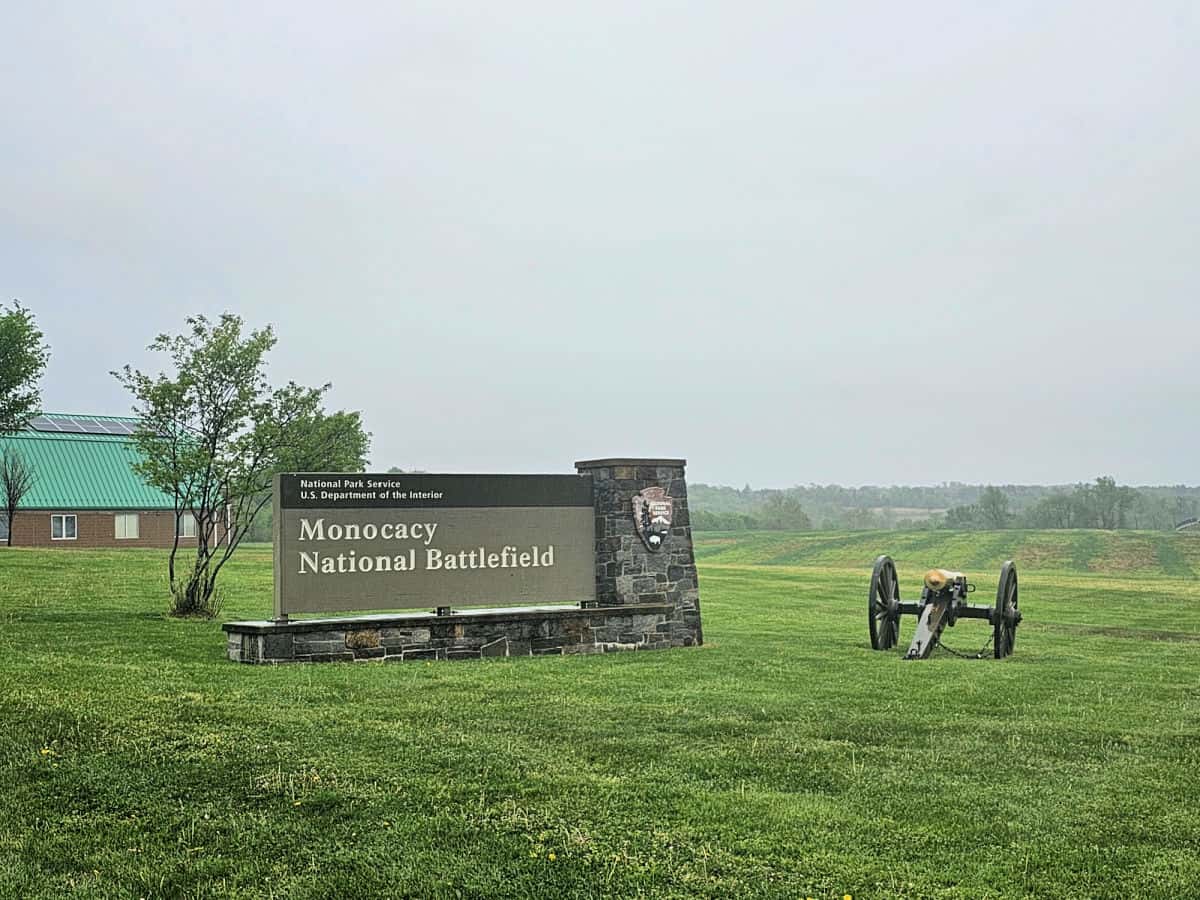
[2,530,1199,898]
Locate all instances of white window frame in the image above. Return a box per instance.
[115,513,140,540]
[0,512,9,542]
[51,514,77,541]
[177,513,197,538]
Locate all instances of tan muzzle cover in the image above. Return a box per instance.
[924,568,965,591]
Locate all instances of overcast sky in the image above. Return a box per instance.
[3,2,1197,487]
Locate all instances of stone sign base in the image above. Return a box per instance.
[223,602,690,664]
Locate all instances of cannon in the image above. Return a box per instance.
[868,556,1022,659]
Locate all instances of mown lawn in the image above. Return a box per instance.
[1,532,1199,898]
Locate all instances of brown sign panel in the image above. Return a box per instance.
[273,473,596,617]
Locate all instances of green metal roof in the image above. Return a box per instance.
[0,415,175,510]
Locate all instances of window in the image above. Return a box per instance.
[51,514,77,541]
[177,514,197,538]
[0,513,8,542]
[115,513,140,540]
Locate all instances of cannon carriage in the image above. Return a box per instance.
[868,556,1022,659]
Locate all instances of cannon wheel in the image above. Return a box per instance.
[869,555,901,650]
[993,560,1019,658]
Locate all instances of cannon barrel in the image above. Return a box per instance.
[923,568,966,592]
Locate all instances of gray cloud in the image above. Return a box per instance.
[4,1,1197,485]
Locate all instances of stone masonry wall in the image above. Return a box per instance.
[575,458,703,647]
[225,604,674,663]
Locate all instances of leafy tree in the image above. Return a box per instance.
[691,509,727,531]
[1022,492,1081,529]
[1174,495,1200,528]
[0,302,50,435]
[276,410,369,474]
[114,314,370,617]
[0,447,36,546]
[242,410,370,543]
[944,504,981,530]
[757,493,812,530]
[977,485,1012,529]
[1087,476,1139,530]
[1122,492,1171,530]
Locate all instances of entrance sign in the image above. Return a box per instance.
[227,459,702,663]
[273,473,596,617]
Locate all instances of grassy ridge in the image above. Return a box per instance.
[695,528,1200,578]
[1,536,1198,898]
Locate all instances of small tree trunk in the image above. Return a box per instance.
[167,506,183,591]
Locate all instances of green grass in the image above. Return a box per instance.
[694,527,1200,577]
[2,531,1199,898]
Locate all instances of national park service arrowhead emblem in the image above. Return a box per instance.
[633,486,673,552]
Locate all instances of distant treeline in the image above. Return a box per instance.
[246,475,1200,540]
[689,478,1200,532]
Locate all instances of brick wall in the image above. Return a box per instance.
[4,510,226,550]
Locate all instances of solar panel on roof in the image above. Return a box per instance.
[24,414,141,436]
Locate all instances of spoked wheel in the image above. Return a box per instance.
[993,560,1020,658]
[869,555,901,650]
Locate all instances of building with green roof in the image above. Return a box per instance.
[0,414,209,548]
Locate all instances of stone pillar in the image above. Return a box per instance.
[575,458,703,647]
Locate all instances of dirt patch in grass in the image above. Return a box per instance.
[1014,540,1068,570]
[1094,535,1163,574]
